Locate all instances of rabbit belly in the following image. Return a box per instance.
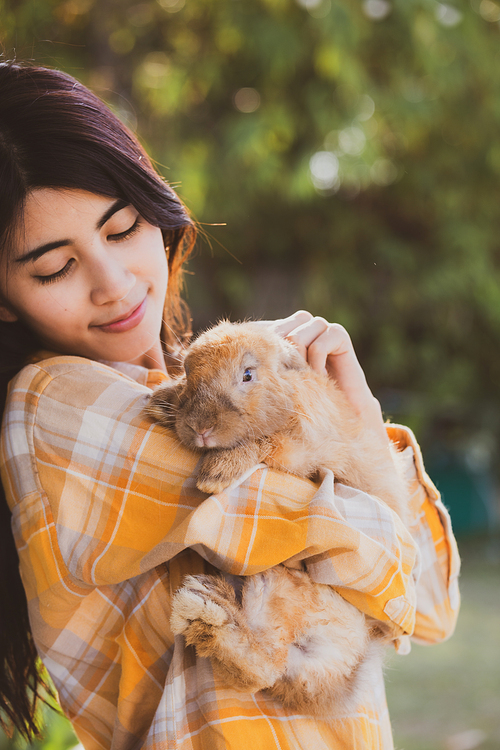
[171,566,378,716]
[243,567,377,716]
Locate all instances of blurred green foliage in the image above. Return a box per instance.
[1,1,500,450]
[0,701,78,750]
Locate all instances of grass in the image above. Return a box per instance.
[2,536,499,749]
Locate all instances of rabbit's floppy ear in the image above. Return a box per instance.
[145,378,185,428]
[279,341,308,371]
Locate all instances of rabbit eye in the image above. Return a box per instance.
[242,368,254,383]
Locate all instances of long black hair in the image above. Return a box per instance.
[0,61,196,738]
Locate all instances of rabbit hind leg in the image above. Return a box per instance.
[171,574,286,692]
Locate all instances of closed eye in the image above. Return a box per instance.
[108,217,141,242]
[35,258,75,285]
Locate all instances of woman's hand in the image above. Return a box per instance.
[266,311,389,444]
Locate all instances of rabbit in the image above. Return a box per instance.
[145,321,410,717]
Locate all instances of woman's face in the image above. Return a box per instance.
[0,188,169,369]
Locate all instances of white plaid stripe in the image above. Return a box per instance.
[0,356,460,750]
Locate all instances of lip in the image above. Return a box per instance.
[94,297,147,333]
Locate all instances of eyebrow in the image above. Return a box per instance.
[15,198,130,266]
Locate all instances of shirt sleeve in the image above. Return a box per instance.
[386,425,461,646]
[5,359,425,638]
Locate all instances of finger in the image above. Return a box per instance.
[306,323,353,375]
[294,323,388,441]
[271,310,313,338]
[284,316,329,360]
[309,327,377,416]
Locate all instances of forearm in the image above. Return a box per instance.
[386,424,461,643]
[22,359,424,641]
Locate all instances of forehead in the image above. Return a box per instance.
[20,189,115,241]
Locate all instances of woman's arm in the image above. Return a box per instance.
[272,312,460,642]
[3,352,419,638]
[387,425,460,644]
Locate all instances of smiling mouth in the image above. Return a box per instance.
[95,297,147,333]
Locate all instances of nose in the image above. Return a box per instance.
[90,253,136,306]
[196,427,214,439]
[195,427,215,447]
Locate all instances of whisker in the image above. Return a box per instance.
[196,224,243,265]
[280,406,313,421]
[161,319,186,350]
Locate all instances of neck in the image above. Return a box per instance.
[131,340,167,372]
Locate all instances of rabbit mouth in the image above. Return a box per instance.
[191,427,240,449]
[191,427,218,448]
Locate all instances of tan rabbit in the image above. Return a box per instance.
[146,321,409,717]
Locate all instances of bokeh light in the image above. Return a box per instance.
[233,87,261,113]
[309,151,340,191]
[363,0,392,21]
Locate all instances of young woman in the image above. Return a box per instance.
[0,61,459,750]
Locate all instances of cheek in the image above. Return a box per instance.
[141,229,168,276]
[24,305,73,342]
[14,283,87,344]
[29,288,83,321]
[153,251,170,303]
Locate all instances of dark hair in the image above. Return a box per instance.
[0,61,196,738]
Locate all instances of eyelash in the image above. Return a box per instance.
[36,218,142,285]
[37,259,75,286]
[108,217,141,242]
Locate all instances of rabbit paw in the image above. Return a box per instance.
[196,446,259,494]
[196,475,231,495]
[196,456,236,494]
[171,575,282,692]
[171,575,239,650]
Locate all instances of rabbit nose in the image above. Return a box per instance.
[193,426,215,447]
[197,427,214,439]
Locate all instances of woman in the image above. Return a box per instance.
[0,61,459,749]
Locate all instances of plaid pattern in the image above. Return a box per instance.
[0,355,460,750]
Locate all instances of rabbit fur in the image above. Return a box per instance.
[146,321,410,717]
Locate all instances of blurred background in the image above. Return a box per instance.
[1,0,499,748]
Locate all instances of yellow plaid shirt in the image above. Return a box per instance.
[0,355,460,750]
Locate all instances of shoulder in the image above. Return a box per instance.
[3,356,158,473]
[2,355,176,510]
[9,355,151,398]
[5,355,157,427]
